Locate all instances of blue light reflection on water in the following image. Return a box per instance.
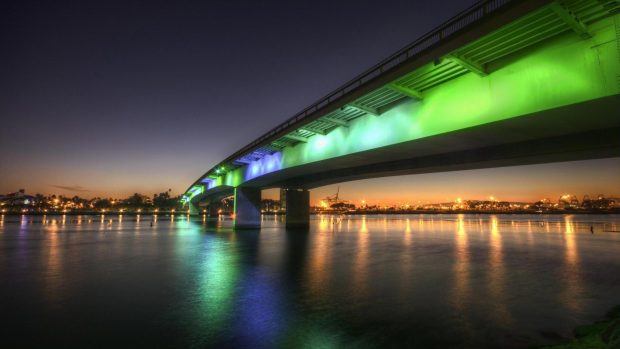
[0,213,619,348]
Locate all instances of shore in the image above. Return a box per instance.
[540,305,620,349]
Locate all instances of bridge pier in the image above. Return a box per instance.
[206,204,219,217]
[284,189,309,229]
[188,202,200,215]
[234,187,261,229]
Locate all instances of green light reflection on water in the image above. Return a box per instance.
[197,235,240,339]
[173,220,241,343]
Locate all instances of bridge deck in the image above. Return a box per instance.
[184,0,619,202]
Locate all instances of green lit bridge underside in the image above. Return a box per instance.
[184,0,620,204]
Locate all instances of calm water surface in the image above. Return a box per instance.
[1,214,619,348]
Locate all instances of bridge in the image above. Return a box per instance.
[182,0,620,229]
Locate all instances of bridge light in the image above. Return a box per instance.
[315,137,328,149]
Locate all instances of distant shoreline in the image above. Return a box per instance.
[1,210,619,216]
[538,305,620,348]
[315,209,620,215]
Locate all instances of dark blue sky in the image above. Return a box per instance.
[2,0,618,201]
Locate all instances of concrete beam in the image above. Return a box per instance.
[284,189,309,229]
[347,103,380,116]
[234,187,261,229]
[446,53,487,76]
[299,126,327,135]
[282,134,309,143]
[321,117,349,127]
[549,2,591,39]
[387,83,423,100]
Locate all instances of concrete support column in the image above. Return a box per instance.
[188,202,200,215]
[206,204,219,217]
[285,189,309,229]
[234,187,261,229]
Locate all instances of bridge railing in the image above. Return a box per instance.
[207,0,515,179]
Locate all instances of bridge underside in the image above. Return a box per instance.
[193,95,619,227]
[240,95,620,189]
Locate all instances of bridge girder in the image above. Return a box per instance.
[299,126,327,135]
[386,83,424,100]
[445,54,487,77]
[282,134,308,143]
[549,2,591,38]
[346,103,380,116]
[321,117,349,127]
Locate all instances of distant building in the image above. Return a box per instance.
[261,199,281,212]
[558,194,579,209]
[279,188,287,211]
[0,189,36,206]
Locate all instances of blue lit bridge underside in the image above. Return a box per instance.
[183,0,620,229]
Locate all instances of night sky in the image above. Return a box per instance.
[2,0,619,203]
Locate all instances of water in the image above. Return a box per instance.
[1,214,619,348]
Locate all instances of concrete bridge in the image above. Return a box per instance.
[183,0,620,228]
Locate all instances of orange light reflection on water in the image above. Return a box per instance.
[488,215,512,326]
[452,214,470,313]
[398,218,415,301]
[307,217,332,297]
[44,219,62,305]
[353,216,370,301]
[561,215,583,312]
